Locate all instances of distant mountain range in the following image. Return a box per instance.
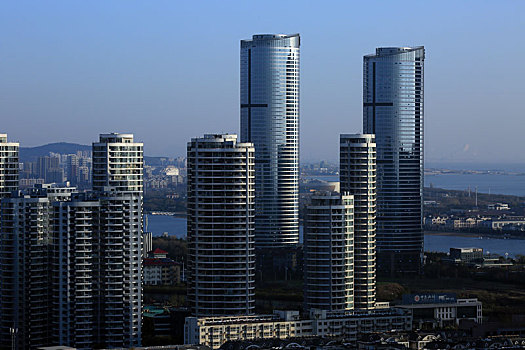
[19,142,175,166]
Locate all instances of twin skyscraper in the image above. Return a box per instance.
[187,34,425,317]
[240,36,425,274]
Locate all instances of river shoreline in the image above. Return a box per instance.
[425,230,525,240]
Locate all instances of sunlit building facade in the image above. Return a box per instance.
[187,134,255,316]
[92,133,144,194]
[340,134,377,310]
[0,133,19,198]
[240,34,300,248]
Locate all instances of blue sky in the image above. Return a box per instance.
[1,1,524,163]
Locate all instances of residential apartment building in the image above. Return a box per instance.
[52,189,142,348]
[0,132,144,349]
[0,185,143,349]
[0,189,54,349]
[144,249,181,286]
[187,134,255,316]
[185,308,412,349]
[0,133,19,198]
[340,134,377,310]
[92,133,144,194]
[303,192,354,311]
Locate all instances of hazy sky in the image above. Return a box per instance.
[1,1,524,163]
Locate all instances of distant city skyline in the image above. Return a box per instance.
[1,1,524,163]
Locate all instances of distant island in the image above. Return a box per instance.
[425,167,525,176]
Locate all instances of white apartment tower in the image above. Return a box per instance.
[92,133,144,194]
[340,134,377,310]
[0,133,19,198]
[304,192,354,312]
[91,133,143,346]
[187,134,255,316]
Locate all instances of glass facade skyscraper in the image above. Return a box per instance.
[240,34,300,248]
[363,47,425,275]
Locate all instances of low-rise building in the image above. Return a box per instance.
[445,217,480,229]
[397,294,482,329]
[449,247,484,264]
[483,219,525,230]
[488,203,510,211]
[144,249,180,286]
[184,308,412,349]
[143,306,191,343]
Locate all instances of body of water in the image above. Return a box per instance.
[425,173,525,196]
[424,233,523,258]
[304,173,525,196]
[145,214,187,238]
[146,215,523,258]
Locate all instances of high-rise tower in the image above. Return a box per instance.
[304,192,354,312]
[340,134,376,310]
[91,133,143,345]
[187,134,255,316]
[363,47,425,275]
[0,184,143,349]
[0,133,19,198]
[0,189,54,349]
[92,133,143,194]
[240,34,300,248]
[52,190,143,348]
